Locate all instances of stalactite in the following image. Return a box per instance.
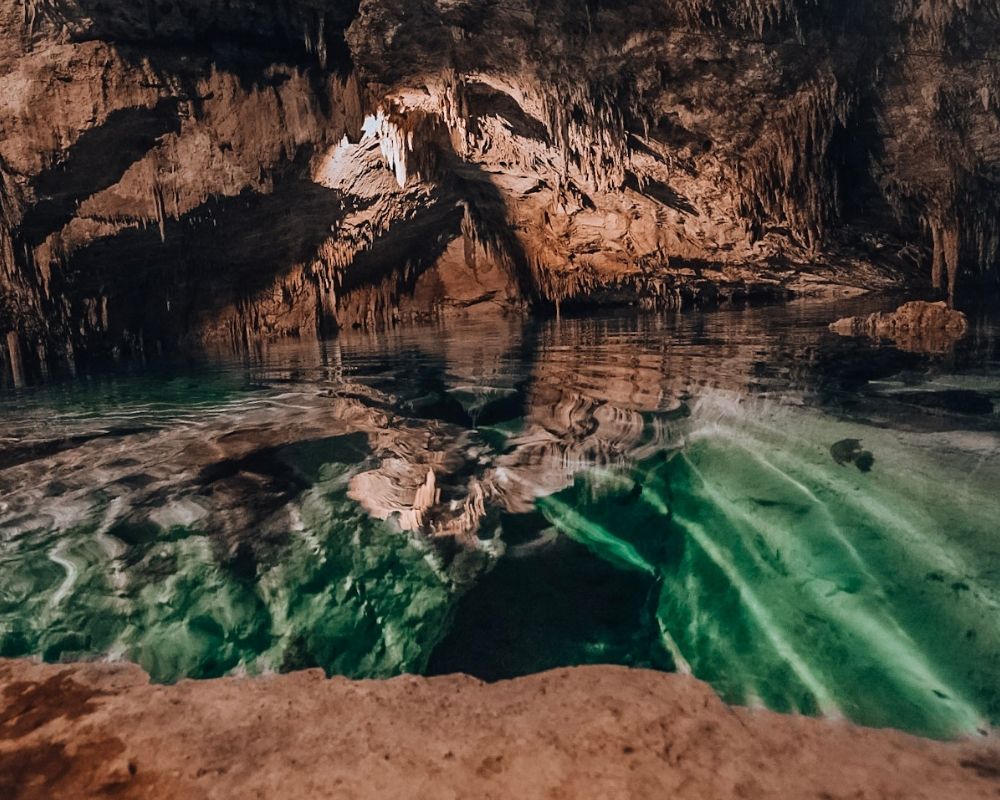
[0,165,21,283]
[152,180,167,243]
[928,215,959,294]
[677,0,802,36]
[907,0,1000,46]
[919,195,999,303]
[733,76,852,253]
[369,110,449,188]
[454,189,527,298]
[18,0,77,38]
[3,0,1000,358]
[441,72,472,159]
[5,331,25,386]
[538,78,637,195]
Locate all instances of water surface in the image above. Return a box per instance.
[2,297,999,739]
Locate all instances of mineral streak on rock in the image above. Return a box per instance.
[830,300,971,353]
[1,1,999,377]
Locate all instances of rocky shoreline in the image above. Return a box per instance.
[2,658,998,799]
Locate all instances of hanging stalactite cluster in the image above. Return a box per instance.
[732,76,854,253]
[677,0,803,35]
[1,0,999,376]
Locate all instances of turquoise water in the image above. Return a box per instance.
[2,298,999,738]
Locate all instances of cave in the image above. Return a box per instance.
[1,3,1000,798]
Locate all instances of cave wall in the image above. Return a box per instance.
[1,0,998,373]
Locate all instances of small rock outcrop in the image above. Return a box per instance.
[829,301,970,354]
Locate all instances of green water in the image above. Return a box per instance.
[539,395,1000,738]
[1,467,453,682]
[2,298,999,738]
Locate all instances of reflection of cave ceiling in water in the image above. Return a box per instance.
[1,300,999,739]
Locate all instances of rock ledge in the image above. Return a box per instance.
[1,658,998,799]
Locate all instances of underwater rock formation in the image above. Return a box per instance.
[830,300,970,353]
[1,0,999,375]
[2,302,1000,734]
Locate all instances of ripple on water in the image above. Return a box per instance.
[1,298,999,738]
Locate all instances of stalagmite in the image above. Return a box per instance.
[5,330,25,387]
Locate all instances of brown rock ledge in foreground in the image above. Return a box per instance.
[1,659,998,799]
[829,301,970,354]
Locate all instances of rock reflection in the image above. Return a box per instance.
[1,298,999,738]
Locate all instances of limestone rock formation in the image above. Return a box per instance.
[1,1,999,376]
[2,658,1000,800]
[829,300,970,353]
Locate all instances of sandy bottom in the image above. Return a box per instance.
[1,658,998,799]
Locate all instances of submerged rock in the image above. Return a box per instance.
[891,390,995,417]
[853,450,876,472]
[830,438,864,466]
[830,439,875,472]
[829,301,970,354]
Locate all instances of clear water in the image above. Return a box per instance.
[2,297,999,739]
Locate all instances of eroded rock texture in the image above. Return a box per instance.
[830,300,970,353]
[2,659,1000,800]
[1,0,999,374]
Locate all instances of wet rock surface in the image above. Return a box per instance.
[2,1,1000,378]
[830,301,971,354]
[1,657,999,800]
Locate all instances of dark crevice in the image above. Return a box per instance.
[427,528,673,681]
[18,99,181,248]
[52,177,347,358]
